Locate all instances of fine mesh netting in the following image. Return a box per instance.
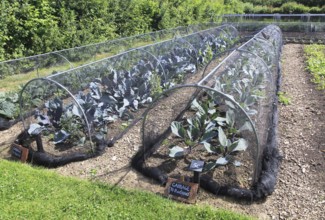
[16,25,239,167]
[221,14,325,43]
[134,24,282,200]
[0,23,220,80]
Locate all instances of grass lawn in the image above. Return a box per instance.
[0,36,168,93]
[0,159,253,220]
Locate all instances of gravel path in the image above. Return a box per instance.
[266,44,325,219]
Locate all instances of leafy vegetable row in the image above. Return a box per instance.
[23,25,238,147]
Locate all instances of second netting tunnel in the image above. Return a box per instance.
[133,25,283,201]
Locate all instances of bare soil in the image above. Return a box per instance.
[0,44,324,219]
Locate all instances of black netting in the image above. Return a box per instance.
[0,24,222,80]
[0,24,225,131]
[133,25,283,201]
[16,25,239,168]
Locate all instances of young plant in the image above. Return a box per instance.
[277,91,291,105]
[0,91,19,119]
[168,97,250,171]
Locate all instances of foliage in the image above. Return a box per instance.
[0,0,241,61]
[241,0,324,7]
[214,57,268,116]
[277,91,291,105]
[304,44,325,90]
[26,46,197,143]
[0,91,19,119]
[0,160,254,220]
[280,2,310,13]
[168,96,251,171]
[1,0,323,61]
[241,0,324,13]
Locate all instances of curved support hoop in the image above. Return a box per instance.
[236,48,274,82]
[172,26,188,38]
[19,78,94,150]
[175,37,199,67]
[201,47,275,86]
[186,24,200,35]
[136,48,167,81]
[201,46,239,77]
[211,27,228,39]
[199,25,280,85]
[254,26,282,48]
[52,52,74,70]
[249,37,277,64]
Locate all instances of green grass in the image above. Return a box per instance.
[0,159,253,220]
[0,37,167,93]
[0,64,69,92]
[304,44,325,90]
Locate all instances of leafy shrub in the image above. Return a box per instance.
[309,6,322,13]
[251,5,273,14]
[242,2,255,13]
[280,2,310,13]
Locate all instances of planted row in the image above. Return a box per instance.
[0,24,219,122]
[135,25,282,200]
[18,25,239,163]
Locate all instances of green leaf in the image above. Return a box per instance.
[238,121,253,133]
[231,139,248,152]
[187,118,194,126]
[216,117,226,126]
[203,161,217,171]
[202,142,217,153]
[198,114,207,127]
[218,127,228,147]
[171,121,186,138]
[191,99,205,116]
[187,126,200,141]
[226,109,235,127]
[245,95,255,107]
[208,108,216,115]
[31,98,43,107]
[205,121,216,132]
[216,157,228,165]
[0,101,17,119]
[201,131,217,143]
[169,146,185,158]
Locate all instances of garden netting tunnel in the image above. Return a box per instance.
[133,24,282,201]
[17,24,239,168]
[0,23,221,80]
